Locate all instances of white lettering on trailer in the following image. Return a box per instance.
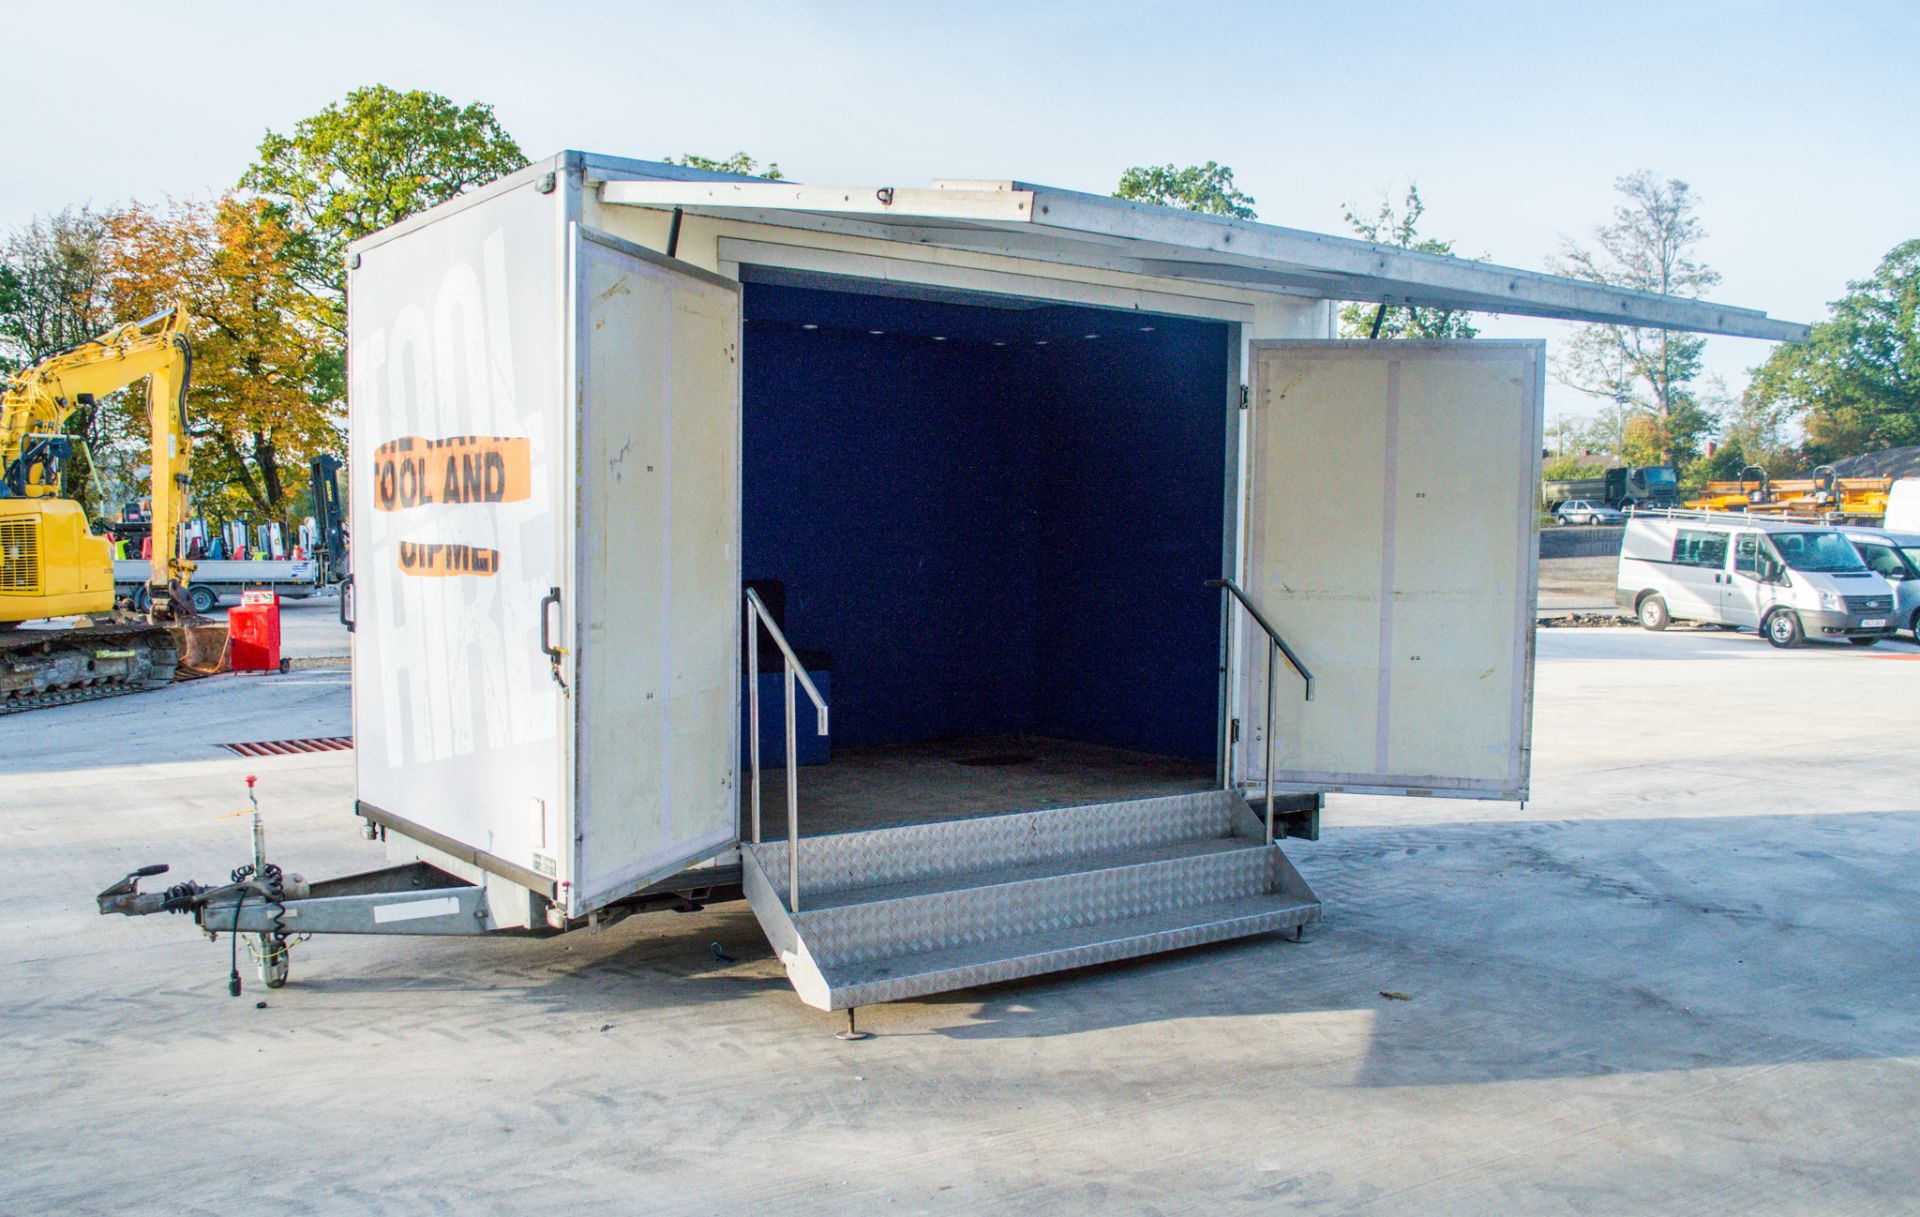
[356,225,553,768]
[371,896,462,924]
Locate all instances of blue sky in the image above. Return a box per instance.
[4,0,1913,423]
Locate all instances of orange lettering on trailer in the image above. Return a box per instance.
[372,436,531,512]
[396,541,502,578]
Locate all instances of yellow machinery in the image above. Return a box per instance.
[1686,464,1893,523]
[0,305,213,711]
[1,305,196,620]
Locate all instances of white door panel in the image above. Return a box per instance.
[570,226,741,914]
[1240,341,1542,800]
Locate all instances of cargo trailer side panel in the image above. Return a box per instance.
[346,179,568,885]
[569,227,742,915]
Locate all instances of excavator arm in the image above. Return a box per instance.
[0,305,196,615]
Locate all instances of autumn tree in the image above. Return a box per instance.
[106,197,330,523]
[1337,185,1480,340]
[1114,162,1256,219]
[1549,172,1721,467]
[0,207,125,513]
[666,152,783,179]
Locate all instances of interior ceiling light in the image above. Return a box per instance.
[869,329,885,335]
[1035,339,1049,345]
[932,335,947,342]
[993,341,1006,347]
[801,323,818,330]
[1084,334,1099,340]
[1139,325,1155,332]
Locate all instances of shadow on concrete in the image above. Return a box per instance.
[856,809,1920,1085]
[258,808,1920,1092]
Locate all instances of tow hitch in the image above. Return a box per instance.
[96,775,490,998]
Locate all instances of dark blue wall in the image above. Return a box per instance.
[741,283,1225,760]
[1024,327,1230,760]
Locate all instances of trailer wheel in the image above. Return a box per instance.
[1637,594,1670,632]
[130,585,151,612]
[1764,610,1804,649]
[189,585,219,614]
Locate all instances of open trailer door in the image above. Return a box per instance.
[1238,340,1543,800]
[567,226,743,916]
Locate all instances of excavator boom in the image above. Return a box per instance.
[0,305,220,713]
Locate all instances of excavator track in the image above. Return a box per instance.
[0,622,190,716]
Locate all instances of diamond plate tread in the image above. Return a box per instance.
[749,789,1241,899]
[792,845,1280,968]
[798,835,1257,912]
[817,892,1320,1009]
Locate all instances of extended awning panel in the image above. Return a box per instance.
[596,175,1807,342]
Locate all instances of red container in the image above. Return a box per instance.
[228,590,282,672]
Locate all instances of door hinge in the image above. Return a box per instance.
[1230,717,1241,743]
[1239,384,1250,409]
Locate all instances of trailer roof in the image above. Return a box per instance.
[588,156,1807,342]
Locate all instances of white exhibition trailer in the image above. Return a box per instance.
[278,152,1801,1013]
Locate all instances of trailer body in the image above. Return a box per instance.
[91,150,1798,1006]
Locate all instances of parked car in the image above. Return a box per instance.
[1839,527,1920,639]
[1617,513,1898,648]
[1555,499,1624,526]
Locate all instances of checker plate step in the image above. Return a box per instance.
[740,789,1319,1010]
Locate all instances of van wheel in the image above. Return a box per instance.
[1637,594,1670,631]
[1764,610,1804,649]
[1910,609,1920,640]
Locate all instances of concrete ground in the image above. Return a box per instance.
[3,629,1918,1215]
[1538,555,1621,615]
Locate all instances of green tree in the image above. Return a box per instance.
[1548,172,1721,468]
[1336,185,1480,340]
[1746,238,1920,461]
[0,207,126,513]
[1113,161,1256,219]
[241,85,527,335]
[666,152,783,180]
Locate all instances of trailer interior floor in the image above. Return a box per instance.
[788,733,1214,837]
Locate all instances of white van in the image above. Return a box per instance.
[1617,512,1899,647]
[1839,526,1920,638]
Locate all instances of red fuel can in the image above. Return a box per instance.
[229,590,282,672]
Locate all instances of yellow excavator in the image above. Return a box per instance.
[0,304,217,711]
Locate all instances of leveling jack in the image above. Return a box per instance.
[97,774,303,996]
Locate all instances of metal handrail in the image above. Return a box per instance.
[1208,578,1312,845]
[744,588,829,912]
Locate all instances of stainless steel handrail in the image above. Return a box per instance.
[744,588,829,912]
[1207,578,1313,845]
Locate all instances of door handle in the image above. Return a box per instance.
[339,573,355,631]
[539,587,569,691]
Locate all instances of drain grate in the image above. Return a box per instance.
[219,736,354,757]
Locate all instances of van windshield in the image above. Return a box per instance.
[1771,531,1868,573]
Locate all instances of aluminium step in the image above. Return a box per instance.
[741,788,1320,1011]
